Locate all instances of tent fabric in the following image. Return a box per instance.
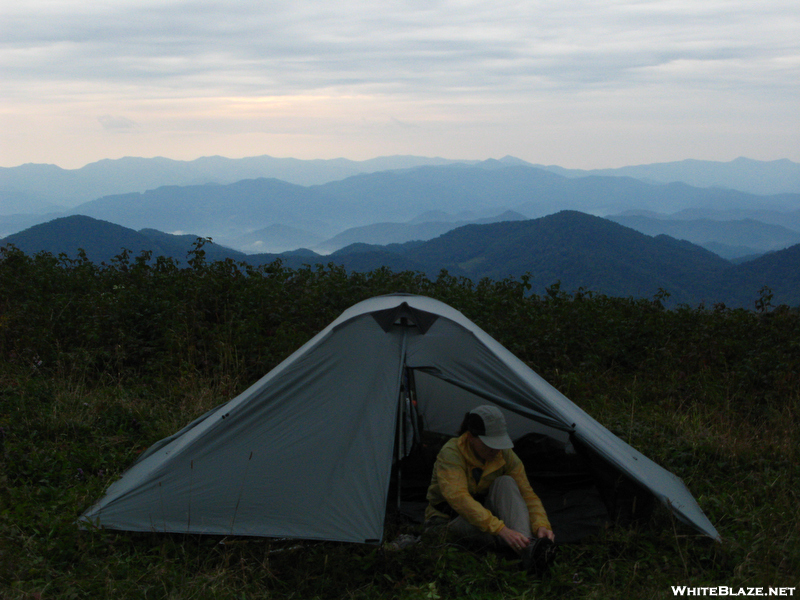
[80,294,720,543]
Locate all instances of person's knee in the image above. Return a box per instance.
[491,475,519,493]
[487,476,530,532]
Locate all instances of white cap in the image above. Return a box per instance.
[470,405,513,450]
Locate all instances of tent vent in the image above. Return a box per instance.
[371,302,438,334]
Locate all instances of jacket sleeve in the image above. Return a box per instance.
[505,450,552,532]
[435,451,506,534]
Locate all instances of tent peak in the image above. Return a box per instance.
[371,301,439,334]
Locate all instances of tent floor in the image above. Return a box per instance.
[389,432,625,544]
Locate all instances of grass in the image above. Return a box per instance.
[2,242,798,597]
[2,366,797,600]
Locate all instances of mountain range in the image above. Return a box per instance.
[3,159,799,259]
[3,156,799,216]
[4,212,799,309]
[606,214,800,261]
[0,155,474,214]
[538,157,800,196]
[2,154,799,308]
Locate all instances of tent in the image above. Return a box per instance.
[79,294,720,543]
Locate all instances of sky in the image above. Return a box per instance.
[2,0,799,170]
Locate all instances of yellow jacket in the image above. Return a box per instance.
[425,433,551,535]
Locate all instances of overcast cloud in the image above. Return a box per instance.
[1,0,798,168]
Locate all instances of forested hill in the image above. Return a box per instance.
[0,215,248,264]
[319,211,792,307]
[3,211,799,308]
[400,212,733,304]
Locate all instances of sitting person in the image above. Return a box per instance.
[425,405,555,571]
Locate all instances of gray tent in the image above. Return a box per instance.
[80,294,719,543]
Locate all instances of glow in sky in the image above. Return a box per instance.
[2,0,798,169]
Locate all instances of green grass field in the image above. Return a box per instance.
[1,247,798,598]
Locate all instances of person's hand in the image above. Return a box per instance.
[536,526,555,542]
[498,526,530,554]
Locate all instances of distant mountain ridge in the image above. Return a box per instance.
[606,214,800,259]
[28,163,799,256]
[313,211,527,253]
[537,157,800,196]
[3,157,799,261]
[0,155,475,213]
[2,155,798,216]
[4,212,800,309]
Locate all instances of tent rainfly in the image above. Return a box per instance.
[79,294,720,544]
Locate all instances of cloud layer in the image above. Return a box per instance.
[2,0,799,168]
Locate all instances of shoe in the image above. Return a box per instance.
[383,533,421,551]
[520,537,556,577]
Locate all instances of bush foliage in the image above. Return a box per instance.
[1,241,798,599]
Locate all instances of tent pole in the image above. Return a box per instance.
[396,377,403,511]
[396,325,409,511]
